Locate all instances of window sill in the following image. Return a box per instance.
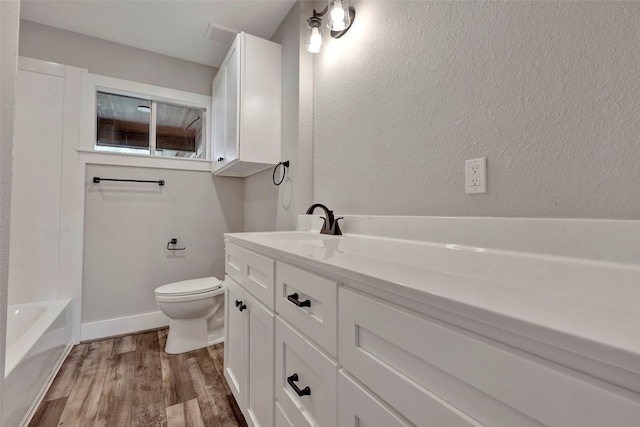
[77,149,212,172]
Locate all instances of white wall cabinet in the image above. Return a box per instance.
[212,32,281,177]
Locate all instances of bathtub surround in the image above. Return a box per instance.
[9,61,65,304]
[1,0,20,423]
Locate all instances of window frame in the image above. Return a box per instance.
[80,73,212,166]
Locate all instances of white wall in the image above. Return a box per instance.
[0,0,20,419]
[244,1,315,231]
[82,164,243,328]
[313,1,640,219]
[19,20,217,96]
[8,67,65,304]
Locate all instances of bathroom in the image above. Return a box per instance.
[1,1,640,426]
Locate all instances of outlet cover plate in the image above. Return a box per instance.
[465,157,487,194]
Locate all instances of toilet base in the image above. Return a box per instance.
[165,318,210,354]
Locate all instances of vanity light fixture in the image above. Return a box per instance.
[137,105,151,113]
[305,0,356,53]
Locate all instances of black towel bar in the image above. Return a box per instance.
[93,177,164,186]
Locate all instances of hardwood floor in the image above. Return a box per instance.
[29,329,247,427]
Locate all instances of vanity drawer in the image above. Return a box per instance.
[225,240,243,285]
[338,370,411,427]
[339,287,640,427]
[243,248,275,309]
[276,262,338,356]
[275,317,337,427]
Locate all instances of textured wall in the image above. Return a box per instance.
[244,1,315,231]
[314,1,640,219]
[0,0,20,416]
[83,165,243,323]
[19,20,217,95]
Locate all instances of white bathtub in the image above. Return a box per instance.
[3,299,73,427]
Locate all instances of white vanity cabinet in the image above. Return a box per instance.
[223,230,640,427]
[211,32,281,177]
[338,287,640,427]
[224,240,276,427]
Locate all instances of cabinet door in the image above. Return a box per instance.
[212,69,225,166]
[223,40,239,164]
[245,294,275,427]
[224,277,246,409]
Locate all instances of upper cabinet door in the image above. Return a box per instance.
[223,42,239,165]
[212,68,226,164]
[211,32,282,177]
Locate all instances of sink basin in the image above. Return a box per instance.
[249,231,342,241]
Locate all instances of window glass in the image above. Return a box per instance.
[96,92,150,154]
[155,103,205,159]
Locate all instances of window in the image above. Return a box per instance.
[95,91,206,159]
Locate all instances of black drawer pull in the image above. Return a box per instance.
[287,373,311,396]
[287,293,311,308]
[235,300,242,307]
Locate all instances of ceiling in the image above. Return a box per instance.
[20,0,298,67]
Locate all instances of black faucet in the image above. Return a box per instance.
[305,203,343,235]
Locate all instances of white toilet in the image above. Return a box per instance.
[155,277,224,354]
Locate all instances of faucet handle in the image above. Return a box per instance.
[332,217,344,235]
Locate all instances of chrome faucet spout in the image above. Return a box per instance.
[305,203,342,235]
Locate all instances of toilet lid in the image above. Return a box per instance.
[155,277,222,297]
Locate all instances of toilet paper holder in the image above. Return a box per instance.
[167,238,186,251]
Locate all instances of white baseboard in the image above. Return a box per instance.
[81,311,170,341]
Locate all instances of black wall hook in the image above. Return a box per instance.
[167,238,186,251]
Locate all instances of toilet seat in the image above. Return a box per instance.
[155,277,223,303]
[155,277,222,297]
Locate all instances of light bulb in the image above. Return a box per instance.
[327,0,350,32]
[309,27,322,46]
[331,1,345,23]
[305,18,324,53]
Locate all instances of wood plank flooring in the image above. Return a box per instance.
[29,329,247,427]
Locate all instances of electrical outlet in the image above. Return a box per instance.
[465,157,487,194]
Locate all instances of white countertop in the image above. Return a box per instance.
[224,217,640,379]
